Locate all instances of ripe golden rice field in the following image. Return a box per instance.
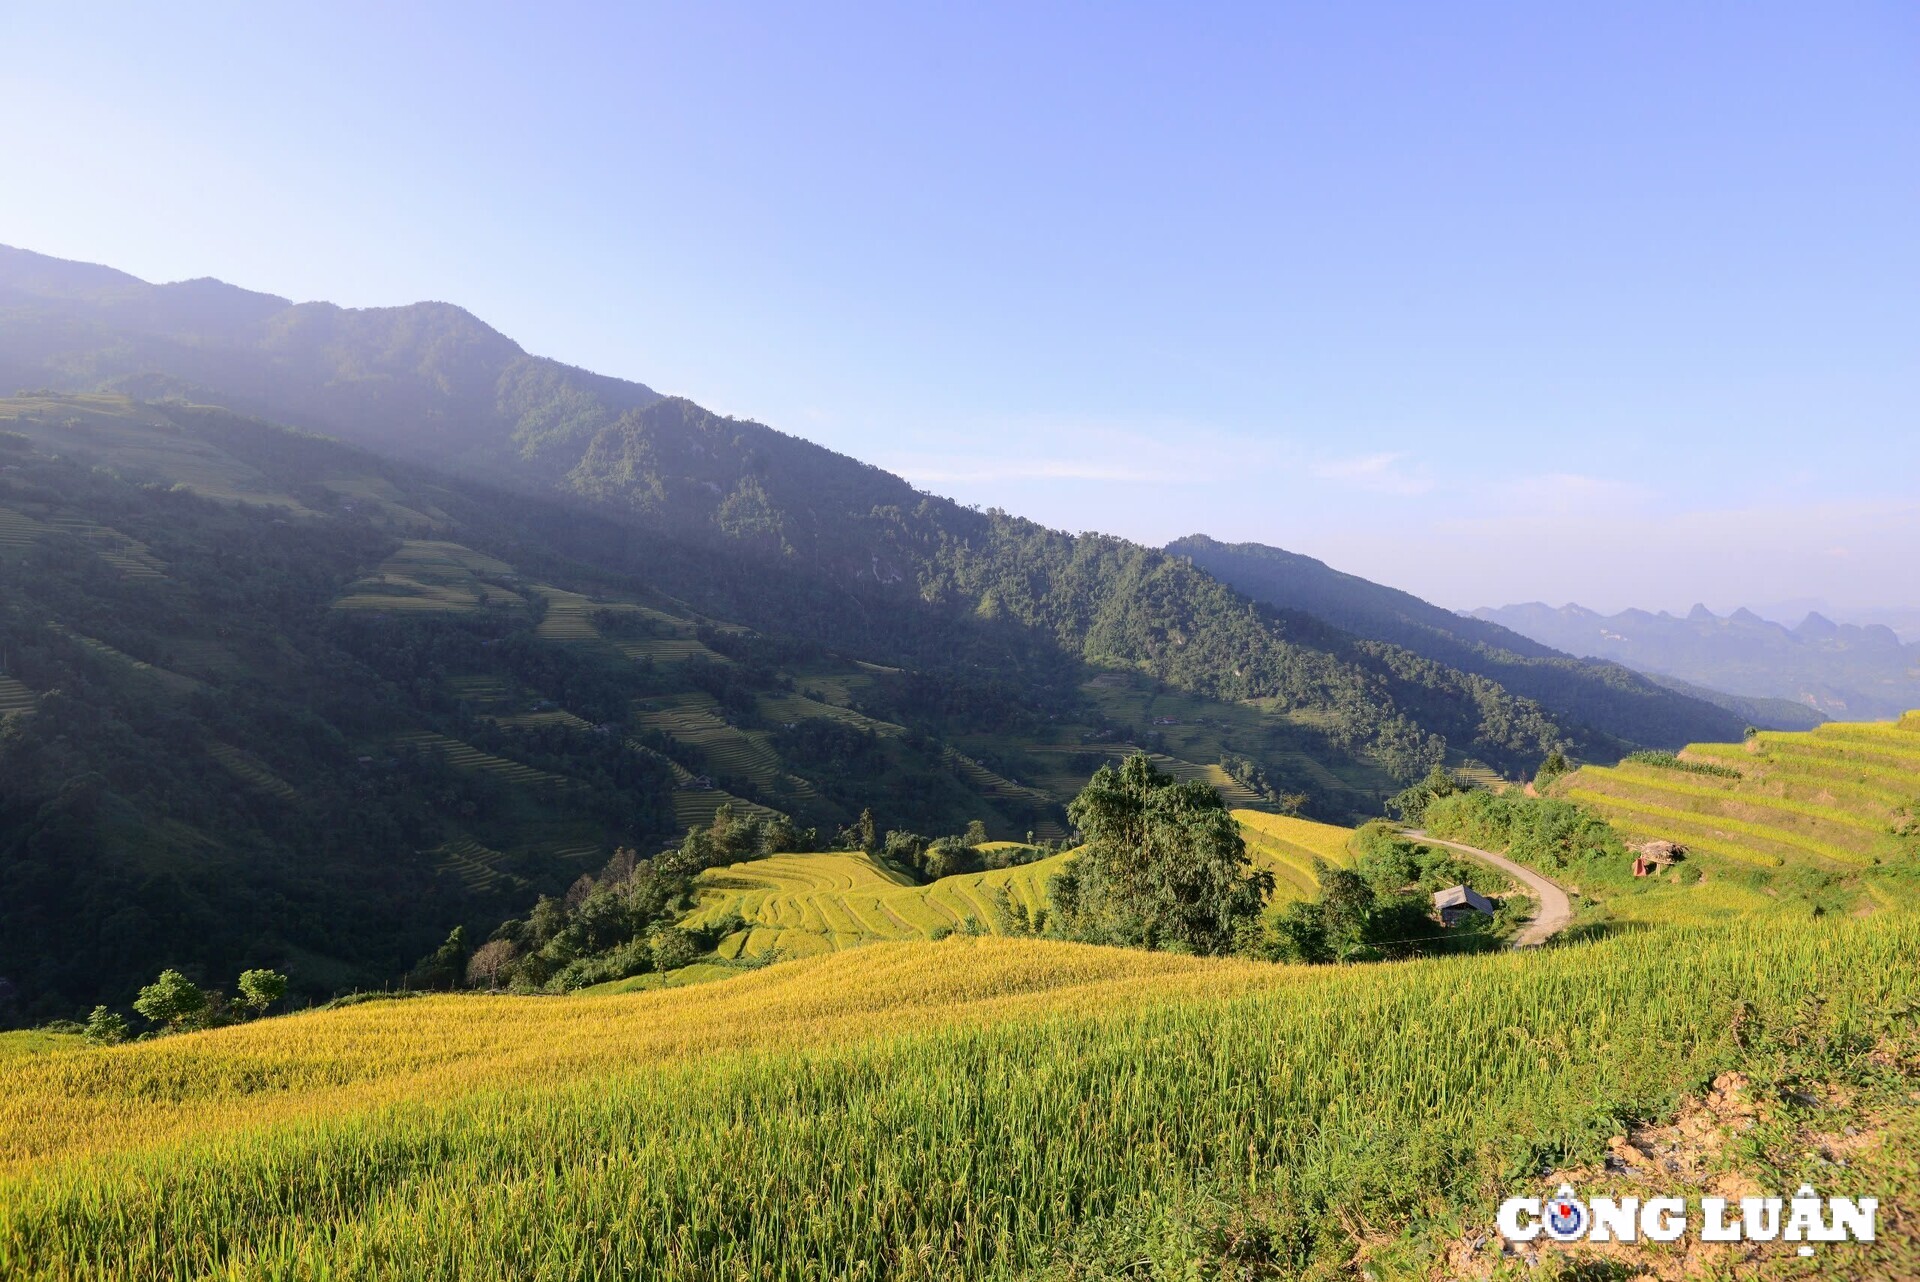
[680,811,1357,961]
[1558,713,1920,876]
[3,918,1916,1279]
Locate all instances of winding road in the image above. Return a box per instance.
[1404,829,1574,948]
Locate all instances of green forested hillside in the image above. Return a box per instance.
[4,247,1734,771]
[1169,534,1754,742]
[0,396,1410,1018]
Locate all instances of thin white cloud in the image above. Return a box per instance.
[1495,471,1655,515]
[893,458,1177,484]
[1309,451,1433,495]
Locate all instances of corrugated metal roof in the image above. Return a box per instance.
[1432,884,1493,912]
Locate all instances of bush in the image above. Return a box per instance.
[83,1006,128,1045]
[235,969,287,1016]
[132,969,209,1034]
[1623,750,1741,779]
[649,927,700,973]
[1423,790,1625,874]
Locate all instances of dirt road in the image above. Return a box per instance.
[1405,829,1574,948]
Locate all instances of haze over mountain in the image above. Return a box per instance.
[1475,601,1920,723]
[0,245,1774,1012]
[1168,536,1756,741]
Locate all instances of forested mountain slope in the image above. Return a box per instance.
[1169,534,1751,745]
[1,248,1707,771]
[0,395,1418,1019]
[0,245,662,474]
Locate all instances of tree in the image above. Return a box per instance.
[1388,766,1471,826]
[650,927,699,972]
[83,1005,128,1045]
[1535,751,1572,787]
[413,926,472,990]
[133,969,208,1033]
[963,819,989,847]
[1314,865,1376,960]
[466,940,518,991]
[848,808,878,854]
[1060,754,1272,955]
[235,969,287,1017]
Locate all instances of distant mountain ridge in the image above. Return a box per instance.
[1166,536,1753,743]
[1474,600,1920,722]
[0,244,663,473]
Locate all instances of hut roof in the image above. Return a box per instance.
[1432,884,1494,913]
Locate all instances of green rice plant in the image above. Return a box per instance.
[1623,750,1741,778]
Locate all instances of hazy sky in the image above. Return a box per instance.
[4,3,1916,615]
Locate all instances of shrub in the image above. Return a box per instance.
[1623,750,1741,779]
[650,927,700,973]
[82,1007,127,1045]
[132,969,209,1034]
[235,969,288,1017]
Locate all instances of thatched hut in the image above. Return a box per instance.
[1631,840,1683,876]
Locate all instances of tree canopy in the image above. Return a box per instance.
[1055,754,1272,955]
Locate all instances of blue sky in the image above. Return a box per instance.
[4,3,1916,616]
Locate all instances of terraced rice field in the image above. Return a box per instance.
[532,587,603,640]
[1153,754,1266,806]
[1557,713,1920,872]
[428,837,525,894]
[207,743,299,803]
[0,675,36,716]
[669,788,784,831]
[946,750,1055,809]
[684,850,1074,959]
[619,635,721,664]
[49,625,202,695]
[4,919,1917,1280]
[1234,810,1360,903]
[1023,743,1264,809]
[0,505,50,558]
[634,694,787,790]
[759,690,902,734]
[390,731,574,791]
[43,516,166,579]
[335,541,525,613]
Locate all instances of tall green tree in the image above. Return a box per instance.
[235,969,287,1017]
[1058,754,1272,955]
[132,970,208,1033]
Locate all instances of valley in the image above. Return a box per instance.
[0,247,1914,1279]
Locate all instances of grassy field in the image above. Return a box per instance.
[4,917,1915,1279]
